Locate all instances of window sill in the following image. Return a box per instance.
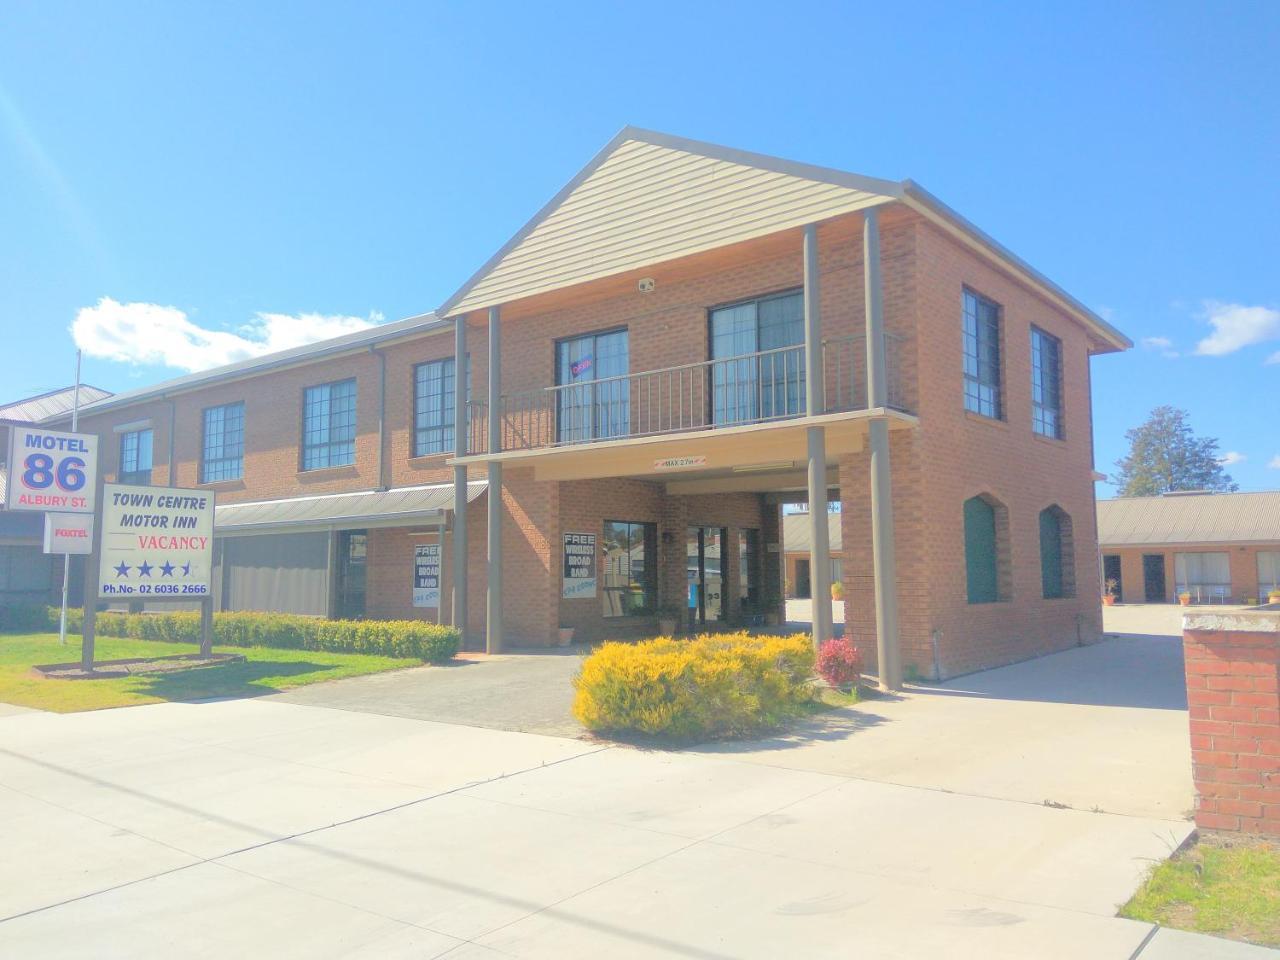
[1031,431,1067,447]
[407,453,454,465]
[199,478,246,490]
[963,411,1007,429]
[296,464,358,479]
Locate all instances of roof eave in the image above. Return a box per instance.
[899,180,1132,353]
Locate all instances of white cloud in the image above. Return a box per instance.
[72,298,382,372]
[1194,301,1280,356]
[1270,455,1280,470]
[1218,451,1246,467]
[1140,335,1180,358]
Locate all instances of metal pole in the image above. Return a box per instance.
[452,316,469,637]
[59,349,82,645]
[864,207,902,690]
[802,224,833,651]
[486,305,504,653]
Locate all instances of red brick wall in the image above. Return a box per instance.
[1184,612,1280,836]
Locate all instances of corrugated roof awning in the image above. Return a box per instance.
[782,512,843,553]
[214,481,487,535]
[1097,491,1280,547]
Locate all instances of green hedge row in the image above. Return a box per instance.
[0,604,459,663]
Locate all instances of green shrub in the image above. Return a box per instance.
[32,607,458,663]
[0,603,52,633]
[573,631,815,741]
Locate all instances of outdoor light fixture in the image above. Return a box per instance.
[731,461,794,474]
[638,277,655,293]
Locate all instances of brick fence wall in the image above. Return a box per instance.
[1183,610,1280,835]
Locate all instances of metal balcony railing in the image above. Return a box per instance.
[464,334,906,455]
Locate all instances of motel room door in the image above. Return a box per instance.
[1142,554,1166,603]
[686,527,727,625]
[335,530,368,619]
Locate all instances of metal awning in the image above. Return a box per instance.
[214,481,487,535]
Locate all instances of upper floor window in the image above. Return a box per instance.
[963,290,1002,419]
[414,357,469,456]
[710,290,805,425]
[555,329,629,443]
[302,379,356,470]
[202,402,245,482]
[119,428,153,485]
[1031,327,1063,439]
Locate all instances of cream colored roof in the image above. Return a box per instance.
[1097,491,1280,547]
[438,127,1130,352]
[782,512,843,554]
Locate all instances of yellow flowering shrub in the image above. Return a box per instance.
[573,632,815,740]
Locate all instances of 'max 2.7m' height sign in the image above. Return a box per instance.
[98,484,215,600]
[5,426,98,514]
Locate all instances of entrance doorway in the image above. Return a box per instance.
[336,530,368,618]
[1142,553,1166,603]
[1103,554,1123,601]
[687,526,727,626]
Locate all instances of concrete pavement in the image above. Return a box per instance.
[0,605,1274,957]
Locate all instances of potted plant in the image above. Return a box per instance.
[763,596,783,626]
[831,581,844,601]
[557,626,576,646]
[1102,578,1118,606]
[1178,591,1192,606]
[656,605,682,637]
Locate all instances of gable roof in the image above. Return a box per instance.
[438,126,1130,352]
[1097,491,1280,547]
[0,384,112,423]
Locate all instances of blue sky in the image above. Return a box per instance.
[2,1,1276,494]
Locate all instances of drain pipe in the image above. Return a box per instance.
[930,628,943,681]
[370,346,387,492]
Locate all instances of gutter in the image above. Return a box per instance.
[371,345,387,492]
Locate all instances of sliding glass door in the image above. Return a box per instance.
[710,290,805,425]
[556,329,629,443]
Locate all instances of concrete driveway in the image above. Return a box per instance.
[0,606,1271,958]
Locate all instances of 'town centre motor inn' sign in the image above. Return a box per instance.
[98,484,215,600]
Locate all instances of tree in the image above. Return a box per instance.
[1114,406,1239,496]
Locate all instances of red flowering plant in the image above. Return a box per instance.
[815,637,864,688]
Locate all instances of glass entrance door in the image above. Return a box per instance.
[336,530,368,619]
[686,527,727,625]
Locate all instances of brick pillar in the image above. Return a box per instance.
[659,495,689,630]
[761,502,783,626]
[1183,610,1280,836]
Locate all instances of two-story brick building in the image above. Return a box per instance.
[45,128,1129,687]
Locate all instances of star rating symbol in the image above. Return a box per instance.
[181,562,191,576]
[113,562,131,578]
[137,561,153,577]
[160,561,175,577]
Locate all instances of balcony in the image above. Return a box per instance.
[465,334,907,457]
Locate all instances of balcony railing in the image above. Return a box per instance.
[464,334,905,455]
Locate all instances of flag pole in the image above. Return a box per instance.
[58,349,82,645]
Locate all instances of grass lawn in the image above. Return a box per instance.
[0,632,422,713]
[1120,836,1280,948]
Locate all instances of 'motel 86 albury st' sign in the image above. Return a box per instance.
[98,484,215,600]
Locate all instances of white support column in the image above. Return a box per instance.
[486,305,504,654]
[452,316,469,638]
[864,207,902,690]
[803,223,833,651]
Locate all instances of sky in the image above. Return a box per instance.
[1,1,1277,494]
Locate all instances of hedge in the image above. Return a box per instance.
[573,631,815,741]
[0,604,459,663]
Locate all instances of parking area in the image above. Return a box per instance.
[1,605,1270,958]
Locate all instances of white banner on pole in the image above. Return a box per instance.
[43,513,94,555]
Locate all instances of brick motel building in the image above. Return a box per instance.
[1098,490,1280,605]
[5,129,1132,688]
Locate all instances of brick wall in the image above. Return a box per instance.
[1183,610,1280,836]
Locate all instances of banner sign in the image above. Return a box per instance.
[413,543,441,608]
[43,512,94,555]
[5,426,98,514]
[98,484,215,600]
[562,532,597,599]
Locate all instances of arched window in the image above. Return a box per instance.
[964,494,1008,603]
[1039,506,1076,599]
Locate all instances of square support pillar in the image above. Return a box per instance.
[452,315,469,638]
[803,223,833,650]
[486,305,504,654]
[864,207,902,691]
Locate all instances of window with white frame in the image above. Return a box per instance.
[1174,552,1230,599]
